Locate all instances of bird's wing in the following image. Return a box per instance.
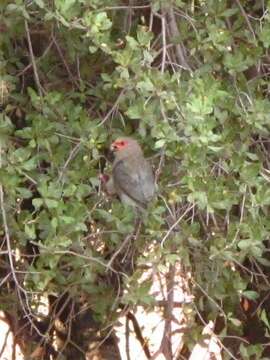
[104,177,116,195]
[113,157,155,208]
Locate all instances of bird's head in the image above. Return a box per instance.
[110,137,142,155]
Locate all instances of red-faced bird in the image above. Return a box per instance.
[102,137,155,210]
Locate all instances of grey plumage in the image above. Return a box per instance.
[109,137,155,209]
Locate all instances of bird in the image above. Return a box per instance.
[101,137,155,210]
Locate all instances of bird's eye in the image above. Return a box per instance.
[120,141,125,146]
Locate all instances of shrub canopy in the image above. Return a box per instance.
[1,0,270,359]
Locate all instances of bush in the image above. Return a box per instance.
[1,0,270,358]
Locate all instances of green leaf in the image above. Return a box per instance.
[154,139,166,148]
[229,317,242,327]
[44,199,59,209]
[260,24,270,48]
[25,224,36,240]
[260,309,270,330]
[34,0,45,8]
[137,26,153,46]
[242,290,259,301]
[32,198,43,210]
[17,187,32,199]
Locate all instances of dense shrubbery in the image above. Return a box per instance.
[1,0,270,358]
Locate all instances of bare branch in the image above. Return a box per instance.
[161,14,167,73]
[159,264,175,360]
[165,7,191,71]
[106,219,142,272]
[126,311,151,359]
[58,142,81,183]
[161,204,194,247]
[0,144,44,338]
[17,40,54,77]
[98,88,126,126]
[24,19,44,97]
[234,0,256,41]
[52,33,80,89]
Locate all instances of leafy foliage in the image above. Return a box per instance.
[1,0,270,358]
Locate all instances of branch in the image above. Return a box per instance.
[57,142,81,183]
[52,33,80,89]
[152,10,167,73]
[0,144,44,338]
[161,204,194,247]
[30,243,122,275]
[159,264,175,360]
[165,7,191,71]
[106,219,142,271]
[126,311,151,359]
[17,40,54,77]
[234,0,256,42]
[161,15,167,73]
[98,88,126,126]
[125,317,131,360]
[24,19,44,97]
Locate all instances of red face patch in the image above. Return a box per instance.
[112,139,128,151]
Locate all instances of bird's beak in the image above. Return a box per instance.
[110,142,117,152]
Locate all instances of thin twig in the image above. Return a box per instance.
[161,204,194,247]
[58,142,81,183]
[125,317,131,360]
[174,9,198,37]
[165,7,191,71]
[234,0,256,41]
[192,279,227,322]
[193,305,238,360]
[152,10,167,73]
[159,264,175,359]
[0,145,44,338]
[0,273,11,287]
[24,19,43,97]
[225,185,246,249]
[17,40,54,77]
[98,89,126,126]
[52,33,80,89]
[31,243,122,275]
[126,311,151,359]
[161,14,167,73]
[106,234,133,271]
[102,5,151,11]
[149,9,153,32]
[56,298,75,357]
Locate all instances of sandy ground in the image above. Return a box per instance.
[0,312,23,360]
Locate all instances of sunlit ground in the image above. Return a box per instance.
[0,263,221,360]
[0,311,23,360]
